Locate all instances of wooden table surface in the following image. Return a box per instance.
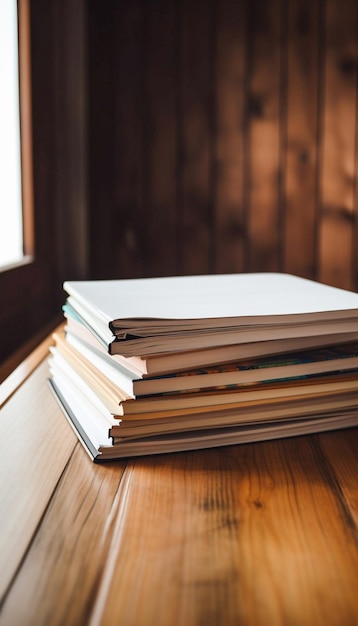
[1,331,358,626]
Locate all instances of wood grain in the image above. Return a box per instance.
[283,0,320,278]
[180,0,215,275]
[246,0,283,272]
[18,0,35,259]
[0,450,127,625]
[142,0,179,277]
[85,0,358,290]
[1,331,358,625]
[215,0,246,273]
[88,438,358,626]
[53,0,88,282]
[318,0,358,289]
[317,427,358,526]
[87,0,116,279]
[114,0,147,279]
[0,360,76,600]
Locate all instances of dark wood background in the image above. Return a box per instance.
[2,0,358,368]
[87,0,358,290]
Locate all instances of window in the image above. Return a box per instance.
[0,0,33,271]
[0,0,87,375]
[0,0,59,371]
[0,0,24,268]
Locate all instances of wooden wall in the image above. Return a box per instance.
[87,0,358,290]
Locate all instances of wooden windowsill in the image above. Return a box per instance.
[0,316,63,388]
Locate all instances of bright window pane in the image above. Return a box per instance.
[0,0,23,267]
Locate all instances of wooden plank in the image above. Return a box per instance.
[0,361,76,600]
[180,0,215,274]
[18,0,35,259]
[215,0,246,274]
[89,438,358,626]
[318,0,358,289]
[283,0,320,279]
[141,0,179,277]
[317,427,358,526]
[0,450,127,625]
[246,0,283,272]
[113,0,145,278]
[53,0,88,282]
[354,86,358,292]
[87,0,116,278]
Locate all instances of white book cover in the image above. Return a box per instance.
[64,273,358,327]
[63,273,358,357]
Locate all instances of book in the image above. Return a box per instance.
[64,310,358,376]
[53,329,358,398]
[49,342,358,419]
[49,372,358,461]
[48,272,358,461]
[63,273,358,357]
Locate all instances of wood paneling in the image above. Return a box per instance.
[246,0,283,272]
[215,0,246,273]
[143,0,179,276]
[87,0,358,289]
[318,0,358,290]
[4,0,358,367]
[114,0,145,278]
[284,0,320,278]
[88,0,117,279]
[53,0,88,281]
[180,0,216,275]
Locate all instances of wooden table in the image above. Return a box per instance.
[1,331,358,626]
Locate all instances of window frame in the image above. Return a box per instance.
[18,0,35,263]
[0,0,88,373]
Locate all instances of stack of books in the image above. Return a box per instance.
[49,272,358,461]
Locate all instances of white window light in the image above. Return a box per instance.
[0,0,23,268]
